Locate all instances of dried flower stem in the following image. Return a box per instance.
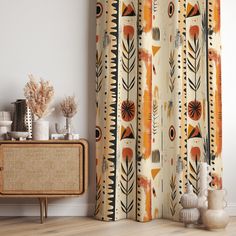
[60,96,78,118]
[24,74,54,119]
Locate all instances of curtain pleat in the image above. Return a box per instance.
[95,0,222,222]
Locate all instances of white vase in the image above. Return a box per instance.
[180,184,200,227]
[65,117,73,140]
[0,126,8,140]
[198,162,209,223]
[0,121,12,140]
[202,189,229,231]
[0,111,11,121]
[32,120,49,140]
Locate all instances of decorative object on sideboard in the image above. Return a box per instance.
[202,189,229,231]
[0,121,12,140]
[7,131,29,141]
[51,133,80,140]
[24,74,54,140]
[50,133,65,140]
[12,99,33,139]
[198,162,209,224]
[180,183,200,228]
[0,111,12,140]
[33,120,50,140]
[56,96,78,140]
[0,111,11,121]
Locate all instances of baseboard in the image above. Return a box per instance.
[0,203,95,217]
[226,203,236,216]
[0,203,235,217]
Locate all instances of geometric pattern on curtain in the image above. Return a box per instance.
[95,0,222,222]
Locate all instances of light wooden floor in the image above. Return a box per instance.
[0,217,235,236]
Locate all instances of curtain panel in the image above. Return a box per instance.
[95,0,222,222]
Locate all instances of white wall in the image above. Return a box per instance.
[0,0,96,216]
[222,0,236,214]
[0,0,235,217]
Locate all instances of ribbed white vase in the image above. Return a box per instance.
[180,184,200,227]
[32,120,49,140]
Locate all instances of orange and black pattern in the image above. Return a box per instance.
[95,0,222,222]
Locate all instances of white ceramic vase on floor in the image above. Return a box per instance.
[180,183,200,228]
[32,120,49,140]
[202,189,229,231]
[198,162,209,223]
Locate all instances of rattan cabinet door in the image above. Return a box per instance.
[0,144,84,195]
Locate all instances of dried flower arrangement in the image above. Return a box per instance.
[24,74,54,119]
[60,96,78,118]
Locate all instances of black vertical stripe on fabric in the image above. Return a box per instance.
[206,0,211,166]
[183,0,188,182]
[107,0,119,221]
[135,0,144,221]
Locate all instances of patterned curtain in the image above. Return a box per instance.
[95,0,222,222]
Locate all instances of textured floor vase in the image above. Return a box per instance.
[202,190,229,230]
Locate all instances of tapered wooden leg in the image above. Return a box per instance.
[45,198,48,218]
[39,198,45,224]
[38,198,49,223]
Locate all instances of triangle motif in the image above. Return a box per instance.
[152,46,161,56]
[151,168,161,180]
[187,3,200,18]
[122,2,136,16]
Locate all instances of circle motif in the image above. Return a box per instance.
[121,100,135,122]
[169,125,176,141]
[96,2,103,18]
[96,126,102,142]
[188,100,202,121]
[168,2,175,18]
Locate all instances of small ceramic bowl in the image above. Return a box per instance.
[7,132,29,140]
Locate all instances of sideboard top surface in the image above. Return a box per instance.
[0,139,88,145]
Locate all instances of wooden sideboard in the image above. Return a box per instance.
[0,139,88,223]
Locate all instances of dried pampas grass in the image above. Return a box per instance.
[60,96,78,118]
[24,74,54,119]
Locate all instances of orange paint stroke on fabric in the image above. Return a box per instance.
[213,0,221,33]
[143,0,152,33]
[140,49,152,159]
[209,49,222,157]
[138,175,152,221]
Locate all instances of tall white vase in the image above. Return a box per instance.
[32,120,49,140]
[198,162,208,223]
